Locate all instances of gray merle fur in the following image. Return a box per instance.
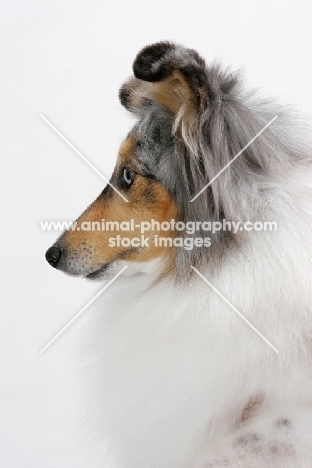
[119,42,309,281]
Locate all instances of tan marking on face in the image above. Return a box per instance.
[58,153,178,275]
[119,135,136,163]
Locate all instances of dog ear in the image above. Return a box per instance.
[119,42,210,119]
[119,76,153,115]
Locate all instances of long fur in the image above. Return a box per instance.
[63,43,312,467]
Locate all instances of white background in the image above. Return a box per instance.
[1,1,312,466]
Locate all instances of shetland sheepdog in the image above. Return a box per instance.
[46,42,312,467]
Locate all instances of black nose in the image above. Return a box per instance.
[45,245,63,267]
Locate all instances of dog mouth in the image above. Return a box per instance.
[84,248,140,280]
[85,262,111,280]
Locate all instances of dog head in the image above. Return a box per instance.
[46,42,278,281]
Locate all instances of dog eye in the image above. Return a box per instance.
[122,168,134,187]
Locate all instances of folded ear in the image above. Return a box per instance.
[119,42,210,119]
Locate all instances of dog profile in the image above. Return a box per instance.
[46,42,312,467]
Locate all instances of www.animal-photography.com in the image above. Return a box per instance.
[2,1,312,467]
